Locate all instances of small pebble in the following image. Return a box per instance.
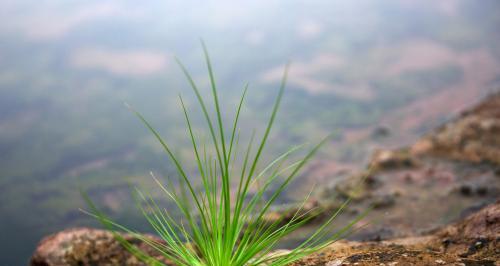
[435,259,445,264]
[325,260,343,266]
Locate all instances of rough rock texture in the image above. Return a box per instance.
[431,200,499,262]
[287,92,500,265]
[291,201,499,266]
[30,228,173,266]
[30,202,499,266]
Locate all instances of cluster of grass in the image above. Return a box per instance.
[84,42,367,266]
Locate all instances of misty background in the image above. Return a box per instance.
[1,0,499,264]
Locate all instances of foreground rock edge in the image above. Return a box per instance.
[30,200,499,266]
[290,200,499,266]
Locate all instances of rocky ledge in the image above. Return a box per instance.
[291,200,499,266]
[30,201,499,266]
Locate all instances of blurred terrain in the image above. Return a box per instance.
[29,201,500,266]
[1,0,500,264]
[277,91,500,243]
[30,92,500,265]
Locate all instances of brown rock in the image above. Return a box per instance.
[30,228,174,266]
[410,139,434,155]
[432,200,500,260]
[291,201,500,265]
[413,91,500,164]
[31,202,499,266]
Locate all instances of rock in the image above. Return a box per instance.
[332,173,371,201]
[412,91,500,165]
[436,200,499,241]
[371,194,396,209]
[31,202,499,266]
[430,201,499,262]
[30,228,174,266]
[325,259,343,266]
[434,259,445,264]
[314,92,500,241]
[290,201,500,265]
[410,139,434,155]
[369,149,419,170]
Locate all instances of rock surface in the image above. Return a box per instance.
[30,202,499,266]
[30,228,173,266]
[290,201,499,266]
[412,91,500,164]
[314,91,500,240]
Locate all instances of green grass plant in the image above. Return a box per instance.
[83,42,367,266]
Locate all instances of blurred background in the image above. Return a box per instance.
[1,0,500,264]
